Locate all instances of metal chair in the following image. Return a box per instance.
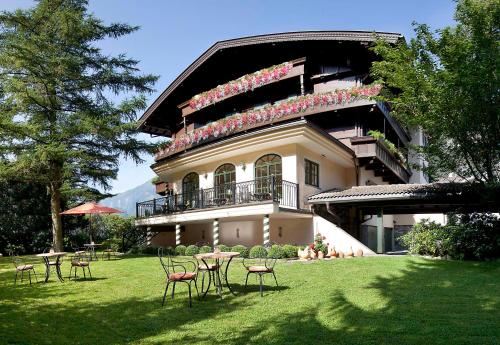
[101,244,116,260]
[12,255,38,285]
[68,250,92,280]
[195,256,221,295]
[158,248,199,308]
[43,247,64,276]
[243,257,278,297]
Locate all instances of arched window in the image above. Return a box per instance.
[214,163,236,201]
[182,172,199,208]
[254,154,282,196]
[214,163,236,187]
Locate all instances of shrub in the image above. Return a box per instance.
[175,245,187,256]
[231,245,249,258]
[315,243,328,254]
[185,245,199,256]
[164,246,175,256]
[199,245,212,254]
[218,244,230,252]
[401,214,500,261]
[401,220,451,257]
[448,213,500,260]
[282,244,298,258]
[267,244,285,259]
[249,245,267,258]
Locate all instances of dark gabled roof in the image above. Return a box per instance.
[308,183,446,203]
[137,30,403,132]
[307,183,500,214]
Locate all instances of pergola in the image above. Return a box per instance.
[308,183,500,253]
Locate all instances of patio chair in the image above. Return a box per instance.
[68,251,92,280]
[243,257,278,297]
[101,243,117,260]
[158,248,199,308]
[195,256,220,294]
[12,255,38,285]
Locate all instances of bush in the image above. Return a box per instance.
[448,213,500,260]
[249,245,267,258]
[401,220,451,257]
[185,245,199,256]
[175,245,187,256]
[282,244,298,258]
[231,245,249,258]
[315,243,328,254]
[199,245,212,254]
[267,244,285,259]
[218,244,230,252]
[164,246,175,256]
[401,214,500,261]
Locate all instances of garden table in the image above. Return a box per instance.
[36,252,67,283]
[83,243,102,261]
[194,251,240,298]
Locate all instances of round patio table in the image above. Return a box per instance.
[194,251,240,298]
[36,252,67,283]
[83,243,102,261]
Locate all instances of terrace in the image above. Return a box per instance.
[136,177,299,218]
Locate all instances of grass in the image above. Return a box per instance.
[0,254,499,345]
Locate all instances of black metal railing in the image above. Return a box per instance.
[136,177,299,218]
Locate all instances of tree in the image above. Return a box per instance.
[0,0,158,251]
[0,180,52,254]
[371,0,499,184]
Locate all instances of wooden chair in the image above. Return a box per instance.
[158,248,199,308]
[68,250,92,280]
[243,257,278,297]
[12,255,38,285]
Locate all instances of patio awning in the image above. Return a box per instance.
[307,183,500,214]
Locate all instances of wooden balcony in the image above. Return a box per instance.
[177,58,306,118]
[351,136,411,183]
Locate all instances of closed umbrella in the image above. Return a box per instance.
[61,202,123,243]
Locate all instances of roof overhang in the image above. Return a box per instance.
[308,183,500,214]
[137,30,403,134]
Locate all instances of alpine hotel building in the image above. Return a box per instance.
[135,31,437,255]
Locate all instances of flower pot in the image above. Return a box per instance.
[318,251,324,259]
[356,249,364,257]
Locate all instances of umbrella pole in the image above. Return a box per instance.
[89,214,93,244]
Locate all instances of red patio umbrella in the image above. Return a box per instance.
[61,202,123,243]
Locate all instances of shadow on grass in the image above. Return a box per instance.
[182,259,500,345]
[0,257,498,344]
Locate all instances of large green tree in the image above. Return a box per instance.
[0,0,158,251]
[371,0,499,183]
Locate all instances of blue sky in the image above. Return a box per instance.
[1,0,457,194]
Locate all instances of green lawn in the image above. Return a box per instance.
[0,254,498,345]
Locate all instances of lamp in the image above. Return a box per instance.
[240,161,246,171]
[278,226,283,237]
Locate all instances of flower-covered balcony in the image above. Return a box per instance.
[177,58,306,118]
[136,177,299,218]
[155,84,382,161]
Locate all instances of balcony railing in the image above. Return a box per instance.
[136,177,299,218]
[351,136,411,183]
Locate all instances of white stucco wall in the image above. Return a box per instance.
[219,220,262,246]
[313,215,375,255]
[269,218,313,245]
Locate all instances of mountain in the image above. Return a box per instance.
[100,180,159,216]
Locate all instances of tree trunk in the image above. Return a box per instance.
[49,182,64,251]
[48,158,64,253]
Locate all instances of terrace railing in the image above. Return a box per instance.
[136,177,299,218]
